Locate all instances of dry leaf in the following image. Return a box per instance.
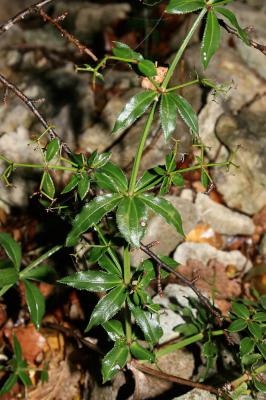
[186,223,224,249]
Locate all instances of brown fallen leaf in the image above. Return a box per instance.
[186,223,224,249]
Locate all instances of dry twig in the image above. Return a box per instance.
[0,73,72,154]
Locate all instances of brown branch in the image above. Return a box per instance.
[140,242,224,326]
[0,0,54,35]
[39,8,97,62]
[131,360,219,396]
[219,19,266,57]
[0,73,72,154]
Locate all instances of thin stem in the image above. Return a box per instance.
[12,162,77,172]
[94,225,122,275]
[129,102,157,194]
[166,79,199,93]
[161,8,207,90]
[156,330,224,358]
[231,363,266,390]
[123,246,132,343]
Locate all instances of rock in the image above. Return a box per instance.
[131,196,198,266]
[153,284,197,344]
[260,235,266,258]
[229,3,266,79]
[172,388,217,400]
[213,95,266,215]
[174,242,252,273]
[195,193,255,235]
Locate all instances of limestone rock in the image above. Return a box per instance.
[172,388,217,400]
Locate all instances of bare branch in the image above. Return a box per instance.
[39,8,98,61]
[219,19,266,57]
[0,73,72,154]
[140,242,223,326]
[0,0,54,35]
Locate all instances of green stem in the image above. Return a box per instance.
[123,246,132,343]
[12,163,77,172]
[94,225,122,275]
[128,102,157,194]
[166,79,199,92]
[231,363,266,390]
[156,330,224,358]
[161,8,207,90]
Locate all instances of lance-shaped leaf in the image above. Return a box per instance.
[112,41,143,61]
[102,319,125,341]
[112,91,157,135]
[85,285,127,331]
[46,138,60,162]
[215,7,249,45]
[98,254,122,277]
[201,10,221,69]
[95,162,128,193]
[139,194,184,236]
[174,94,198,135]
[61,174,79,194]
[88,152,111,169]
[42,172,55,199]
[160,92,178,141]
[102,343,129,383]
[23,280,45,330]
[129,303,163,345]
[0,267,18,287]
[0,374,18,396]
[166,0,205,14]
[78,174,90,200]
[0,232,21,271]
[116,196,148,247]
[58,270,122,292]
[138,60,157,77]
[66,194,122,247]
[130,341,155,362]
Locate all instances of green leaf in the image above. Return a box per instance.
[231,303,250,319]
[228,319,247,332]
[42,172,55,199]
[21,265,56,283]
[240,337,255,356]
[88,152,111,169]
[116,196,148,247]
[13,334,22,361]
[257,343,266,360]
[102,320,125,341]
[172,173,184,187]
[85,285,126,332]
[66,194,122,247]
[18,371,32,387]
[174,94,198,135]
[98,254,122,277]
[203,341,217,358]
[61,174,79,194]
[130,341,155,362]
[253,312,266,322]
[0,267,18,287]
[139,194,184,236]
[174,323,199,336]
[46,138,60,162]
[241,353,261,366]
[102,343,129,383]
[0,232,21,271]
[138,60,157,77]
[254,379,266,393]
[201,169,209,188]
[20,245,61,279]
[215,7,249,45]
[201,10,221,69]
[23,280,45,330]
[95,162,128,193]
[135,169,163,193]
[0,374,18,396]
[166,0,205,14]
[129,304,163,345]
[112,91,157,135]
[78,174,90,200]
[58,270,122,292]
[160,93,178,141]
[248,322,263,339]
[112,41,143,61]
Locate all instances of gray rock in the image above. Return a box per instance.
[174,242,252,273]
[260,234,266,258]
[172,388,216,400]
[195,193,255,235]
[131,196,198,266]
[153,284,197,344]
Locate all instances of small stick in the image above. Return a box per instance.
[0,73,71,154]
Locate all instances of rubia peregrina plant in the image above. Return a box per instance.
[0,0,265,397]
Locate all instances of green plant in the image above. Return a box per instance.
[0,0,265,398]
